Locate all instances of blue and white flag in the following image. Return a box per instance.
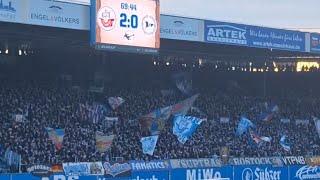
[173,115,203,144]
[108,97,125,110]
[140,135,159,156]
[236,117,254,136]
[280,135,291,152]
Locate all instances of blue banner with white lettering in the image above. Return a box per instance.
[234,165,288,180]
[248,26,305,52]
[130,160,171,172]
[310,33,320,53]
[289,165,320,180]
[204,20,306,52]
[171,166,232,180]
[132,171,169,180]
[204,21,248,46]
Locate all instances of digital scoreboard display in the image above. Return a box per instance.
[91,0,160,54]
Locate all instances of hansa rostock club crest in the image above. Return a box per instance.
[97,6,116,31]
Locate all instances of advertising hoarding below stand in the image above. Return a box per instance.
[160,15,204,42]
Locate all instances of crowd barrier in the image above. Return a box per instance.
[1,156,319,180]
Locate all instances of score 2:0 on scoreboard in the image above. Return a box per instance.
[90,0,160,54]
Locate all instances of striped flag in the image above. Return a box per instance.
[95,131,114,153]
[46,128,65,151]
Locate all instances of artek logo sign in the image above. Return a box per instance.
[206,24,247,45]
[242,167,281,180]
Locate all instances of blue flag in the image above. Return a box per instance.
[236,117,254,136]
[280,135,291,151]
[173,115,203,144]
[140,135,159,156]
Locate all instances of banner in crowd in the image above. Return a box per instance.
[14,114,25,123]
[103,161,131,178]
[173,115,203,144]
[160,15,204,42]
[234,165,288,180]
[220,117,230,123]
[104,117,119,122]
[170,158,222,169]
[140,135,159,156]
[63,162,104,176]
[130,160,171,171]
[95,132,114,153]
[204,20,306,52]
[236,117,254,136]
[306,156,320,166]
[310,33,320,53]
[231,157,283,166]
[45,128,65,151]
[171,166,232,180]
[108,97,125,110]
[313,117,320,138]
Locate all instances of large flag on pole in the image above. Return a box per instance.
[96,131,115,153]
[249,129,272,146]
[280,135,291,152]
[46,128,65,151]
[259,103,279,122]
[140,135,159,156]
[140,94,199,135]
[4,148,21,167]
[173,115,203,144]
[108,97,125,110]
[173,72,193,95]
[313,117,320,138]
[236,117,254,136]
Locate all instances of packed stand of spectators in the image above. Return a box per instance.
[0,60,319,172]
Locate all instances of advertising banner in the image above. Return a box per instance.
[27,0,89,30]
[204,20,248,46]
[310,33,320,53]
[204,20,307,52]
[132,171,169,180]
[290,165,320,180]
[171,166,232,180]
[0,0,26,23]
[248,26,305,52]
[160,15,204,42]
[0,0,89,30]
[130,160,171,172]
[234,165,288,180]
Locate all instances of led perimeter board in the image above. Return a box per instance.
[90,0,160,54]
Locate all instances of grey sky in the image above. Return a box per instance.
[59,0,319,33]
[160,0,319,33]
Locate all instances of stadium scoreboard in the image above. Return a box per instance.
[90,0,160,54]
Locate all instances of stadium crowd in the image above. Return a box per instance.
[0,59,319,171]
